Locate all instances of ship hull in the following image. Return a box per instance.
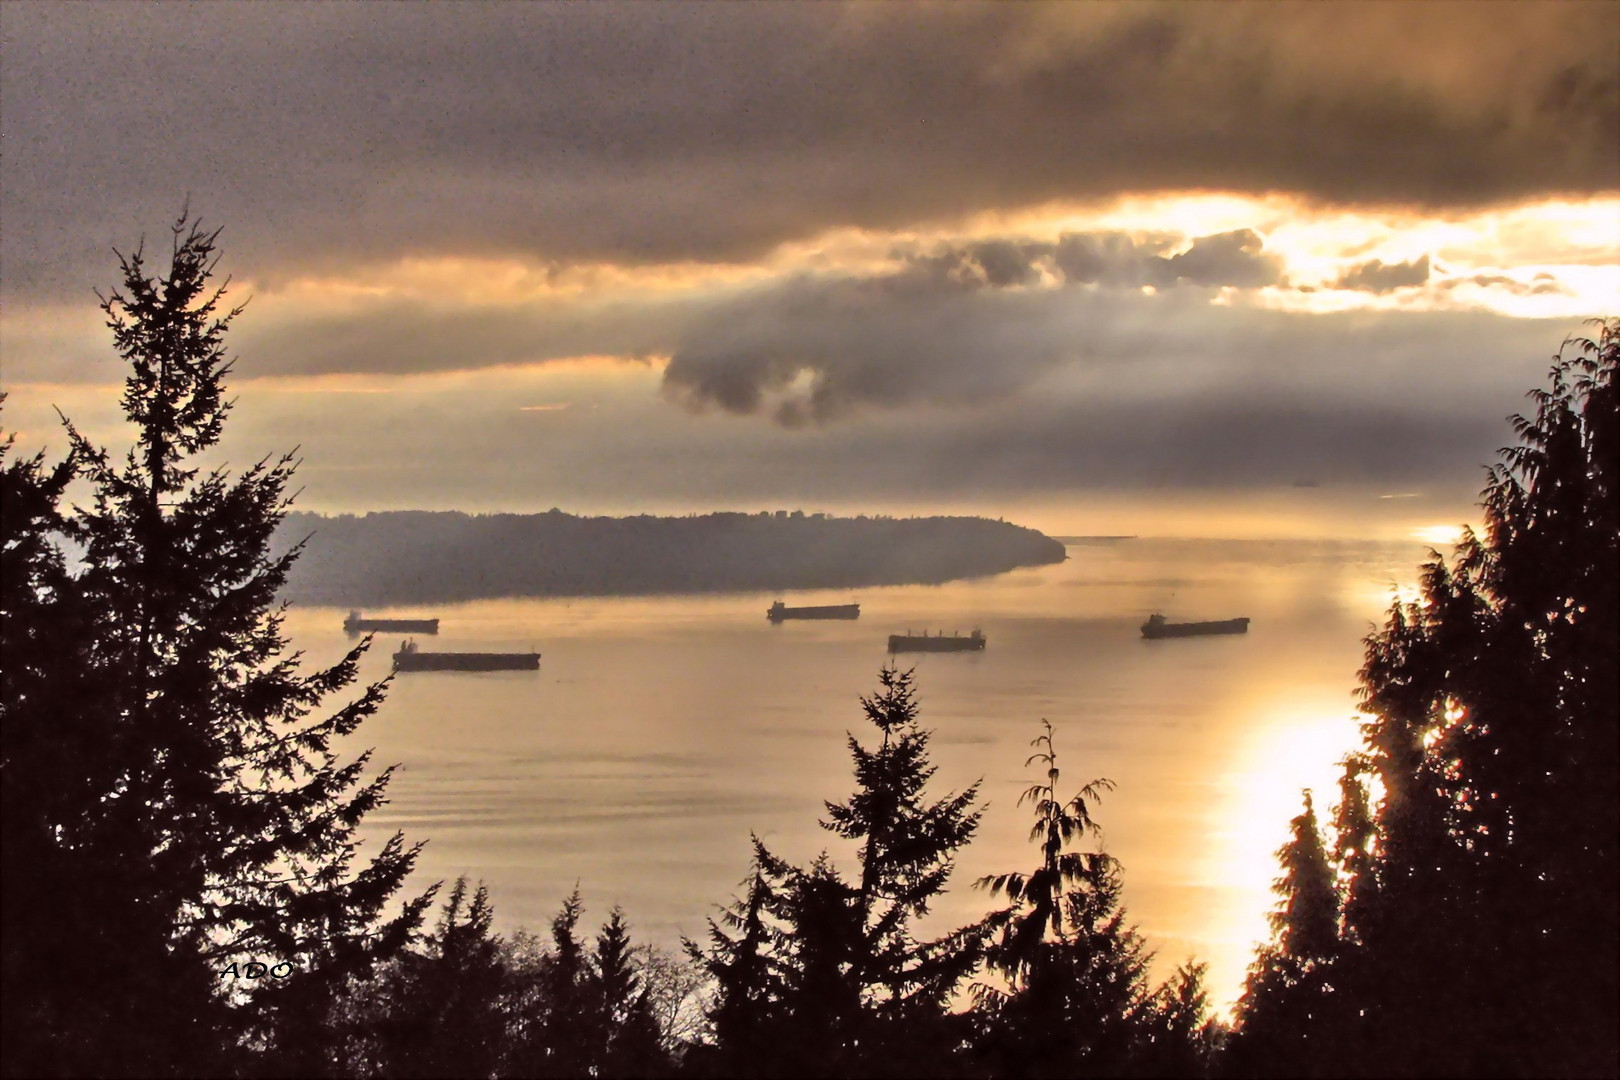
[347,617,440,634]
[768,603,860,622]
[1141,618,1249,639]
[888,634,985,653]
[392,651,539,672]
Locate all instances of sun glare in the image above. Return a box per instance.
[1413,524,1465,546]
[1197,692,1365,1011]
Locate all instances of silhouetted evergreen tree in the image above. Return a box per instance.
[0,219,432,1077]
[591,908,668,1077]
[685,840,793,1076]
[1,401,130,1075]
[1327,755,1376,942]
[506,890,674,1078]
[1137,961,1224,1078]
[509,888,597,1077]
[821,665,985,1065]
[693,666,984,1076]
[970,721,1175,1076]
[1227,794,1342,1077]
[767,853,869,1075]
[1233,320,1619,1076]
[975,721,1116,985]
[348,878,506,1079]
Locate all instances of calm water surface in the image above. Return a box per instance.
[289,537,1428,1011]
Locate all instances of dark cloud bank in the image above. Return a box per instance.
[209,304,1576,506]
[660,229,1285,425]
[4,2,1616,296]
[218,226,1285,391]
[223,226,1568,434]
[1335,256,1431,294]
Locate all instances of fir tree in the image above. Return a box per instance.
[686,840,792,1076]
[512,887,598,1078]
[976,720,1116,983]
[508,891,675,1078]
[693,666,984,1076]
[820,666,985,1018]
[591,908,668,1078]
[1338,322,1617,1076]
[0,218,432,1076]
[352,878,506,1079]
[1,401,129,1075]
[1229,793,1342,1077]
[1327,755,1376,942]
[1138,961,1225,1078]
[971,721,1168,1076]
[1265,793,1339,970]
[1234,321,1618,1076]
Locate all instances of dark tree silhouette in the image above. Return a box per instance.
[1228,794,1342,1077]
[686,839,793,1076]
[504,890,676,1078]
[1,399,121,1074]
[508,887,597,1077]
[821,667,985,1020]
[590,908,668,1078]
[1233,320,1619,1077]
[971,721,1204,1077]
[975,720,1117,984]
[1138,961,1225,1078]
[692,666,985,1076]
[0,219,432,1077]
[346,878,506,1079]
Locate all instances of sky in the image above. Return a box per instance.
[3,2,1616,538]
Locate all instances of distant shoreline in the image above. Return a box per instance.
[275,509,1067,606]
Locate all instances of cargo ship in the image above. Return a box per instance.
[1140,614,1250,639]
[346,610,439,634]
[391,639,539,672]
[888,629,986,653]
[767,601,861,622]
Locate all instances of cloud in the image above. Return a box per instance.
[1161,231,1284,289]
[3,4,1614,298]
[231,296,692,380]
[663,229,1286,423]
[5,222,1288,400]
[180,307,1574,512]
[8,293,1577,518]
[1334,255,1431,293]
[1440,272,1570,297]
[660,277,1081,426]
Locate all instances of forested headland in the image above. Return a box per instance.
[273,509,1066,605]
[3,223,1615,1077]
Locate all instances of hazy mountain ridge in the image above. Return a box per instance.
[275,509,1067,605]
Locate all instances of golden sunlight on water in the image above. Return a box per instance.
[293,536,1427,1014]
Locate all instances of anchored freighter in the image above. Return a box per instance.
[345,610,439,634]
[1139,614,1250,639]
[888,629,986,653]
[391,639,539,672]
[767,601,861,622]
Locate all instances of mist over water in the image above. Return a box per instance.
[297,536,1429,1012]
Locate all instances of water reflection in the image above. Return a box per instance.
[291,537,1424,1012]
